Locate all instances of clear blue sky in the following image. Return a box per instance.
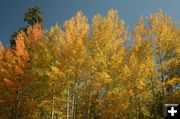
[0,0,180,47]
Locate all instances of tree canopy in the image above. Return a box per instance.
[10,6,43,47]
[0,9,179,119]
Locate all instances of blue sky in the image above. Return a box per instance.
[0,0,180,47]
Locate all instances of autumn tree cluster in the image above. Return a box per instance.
[0,9,179,119]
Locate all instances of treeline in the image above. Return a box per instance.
[0,7,179,119]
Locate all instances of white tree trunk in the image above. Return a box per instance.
[51,83,55,119]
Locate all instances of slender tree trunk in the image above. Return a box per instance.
[67,87,70,119]
[159,57,165,117]
[138,98,142,118]
[10,104,15,119]
[134,93,138,119]
[87,93,91,119]
[71,82,77,119]
[75,100,78,119]
[66,58,70,119]
[135,102,138,119]
[51,83,55,119]
[15,97,21,119]
[129,97,132,119]
[9,104,12,119]
[71,92,75,119]
[150,77,157,118]
[87,70,93,119]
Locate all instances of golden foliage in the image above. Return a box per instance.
[0,10,179,119]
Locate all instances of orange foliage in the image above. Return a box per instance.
[0,42,4,57]
[27,23,44,42]
[4,78,15,86]
[14,31,29,61]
